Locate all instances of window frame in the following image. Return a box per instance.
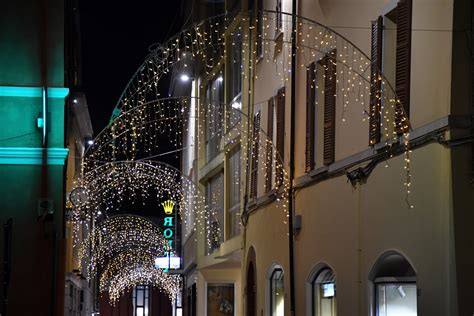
[205,170,225,254]
[227,145,241,239]
[368,251,417,316]
[275,0,283,37]
[227,25,243,130]
[306,264,337,316]
[270,268,284,316]
[206,282,236,316]
[266,265,284,316]
[133,285,151,316]
[204,71,225,162]
[374,280,417,316]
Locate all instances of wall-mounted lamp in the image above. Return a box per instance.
[180,74,190,82]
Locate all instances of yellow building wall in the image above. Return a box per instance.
[294,143,455,315]
[197,268,242,316]
[244,0,459,315]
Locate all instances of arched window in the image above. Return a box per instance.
[270,268,284,316]
[311,267,336,316]
[370,251,417,316]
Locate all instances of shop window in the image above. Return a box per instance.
[370,251,417,316]
[270,268,284,316]
[311,268,336,316]
[207,283,234,316]
[376,283,417,316]
[133,285,150,316]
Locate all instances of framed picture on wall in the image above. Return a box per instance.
[207,283,234,316]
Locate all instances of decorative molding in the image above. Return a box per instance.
[0,147,69,165]
[0,86,69,99]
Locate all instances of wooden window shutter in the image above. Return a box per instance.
[276,87,285,186]
[250,111,261,198]
[395,0,412,134]
[265,98,274,192]
[369,16,383,145]
[323,50,336,165]
[306,62,316,172]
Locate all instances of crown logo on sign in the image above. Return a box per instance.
[162,200,175,215]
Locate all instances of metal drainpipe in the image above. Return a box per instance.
[289,0,298,315]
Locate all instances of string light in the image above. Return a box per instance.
[73,9,415,304]
[78,215,171,279]
[82,11,412,211]
[100,249,181,305]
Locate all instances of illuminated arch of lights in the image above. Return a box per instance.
[100,249,181,305]
[83,10,412,211]
[73,9,415,304]
[78,215,171,279]
[71,159,227,252]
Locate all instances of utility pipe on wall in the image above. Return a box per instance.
[288,0,298,315]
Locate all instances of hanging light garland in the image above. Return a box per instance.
[70,160,224,251]
[100,248,182,305]
[78,215,171,279]
[82,10,413,214]
[75,10,415,306]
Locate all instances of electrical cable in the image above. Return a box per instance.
[0,132,36,143]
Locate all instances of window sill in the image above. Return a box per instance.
[198,152,225,183]
[247,186,286,214]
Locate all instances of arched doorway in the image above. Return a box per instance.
[246,247,257,316]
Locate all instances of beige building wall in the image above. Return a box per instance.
[242,0,464,315]
[183,0,471,314]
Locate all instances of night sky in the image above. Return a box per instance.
[79,1,186,217]
[79,0,184,134]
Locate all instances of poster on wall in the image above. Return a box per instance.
[207,284,234,316]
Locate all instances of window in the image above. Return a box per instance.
[369,16,383,145]
[228,27,242,128]
[305,61,326,171]
[265,98,274,192]
[206,171,224,254]
[265,88,285,192]
[270,268,284,316]
[206,73,224,161]
[227,146,241,238]
[371,0,412,140]
[275,0,282,36]
[133,285,150,316]
[186,284,197,316]
[322,51,336,165]
[311,268,336,316]
[376,283,417,316]
[256,0,264,59]
[250,111,261,198]
[207,284,235,316]
[370,251,417,316]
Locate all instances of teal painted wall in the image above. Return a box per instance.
[0,0,64,87]
[0,0,67,315]
[0,165,65,314]
[0,96,65,148]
